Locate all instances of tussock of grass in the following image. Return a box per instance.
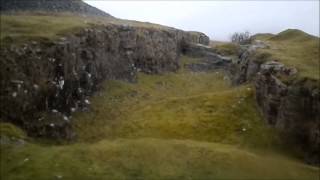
[0,122,26,139]
[254,29,320,79]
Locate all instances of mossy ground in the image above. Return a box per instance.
[1,56,319,179]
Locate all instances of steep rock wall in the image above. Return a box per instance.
[0,24,208,139]
[232,45,320,165]
[255,72,319,165]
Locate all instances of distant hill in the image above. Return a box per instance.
[252,29,319,79]
[269,29,318,41]
[0,0,112,17]
[251,33,274,41]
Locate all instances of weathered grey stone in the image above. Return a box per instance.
[0,23,209,140]
[232,44,320,165]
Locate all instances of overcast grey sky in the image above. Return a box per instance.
[85,1,319,41]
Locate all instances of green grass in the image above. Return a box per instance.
[251,33,274,41]
[0,13,176,47]
[254,29,320,79]
[1,41,319,178]
[77,78,277,148]
[0,122,26,139]
[1,58,319,178]
[212,42,241,57]
[0,14,92,44]
[1,138,318,180]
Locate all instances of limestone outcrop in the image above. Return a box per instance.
[0,23,209,139]
[231,43,320,165]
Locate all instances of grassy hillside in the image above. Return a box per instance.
[1,137,318,180]
[251,33,274,41]
[0,13,176,46]
[73,68,279,148]
[253,29,320,79]
[1,56,318,179]
[0,14,93,45]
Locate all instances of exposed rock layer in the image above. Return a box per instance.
[0,24,209,139]
[231,44,320,165]
[183,43,232,71]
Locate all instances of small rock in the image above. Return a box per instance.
[11,80,24,84]
[70,107,76,112]
[84,99,90,105]
[48,58,56,62]
[17,139,26,146]
[12,92,17,98]
[59,37,66,41]
[242,128,247,132]
[23,158,29,162]
[63,116,69,122]
[52,109,58,113]
[55,175,63,179]
[50,123,55,127]
[33,84,39,90]
[58,80,64,89]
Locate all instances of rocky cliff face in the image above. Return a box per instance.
[232,44,320,165]
[255,72,319,165]
[0,23,209,139]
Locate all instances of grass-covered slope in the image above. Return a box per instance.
[1,0,112,17]
[0,14,92,43]
[1,56,318,179]
[0,13,177,46]
[73,68,278,149]
[254,29,320,79]
[1,138,318,180]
